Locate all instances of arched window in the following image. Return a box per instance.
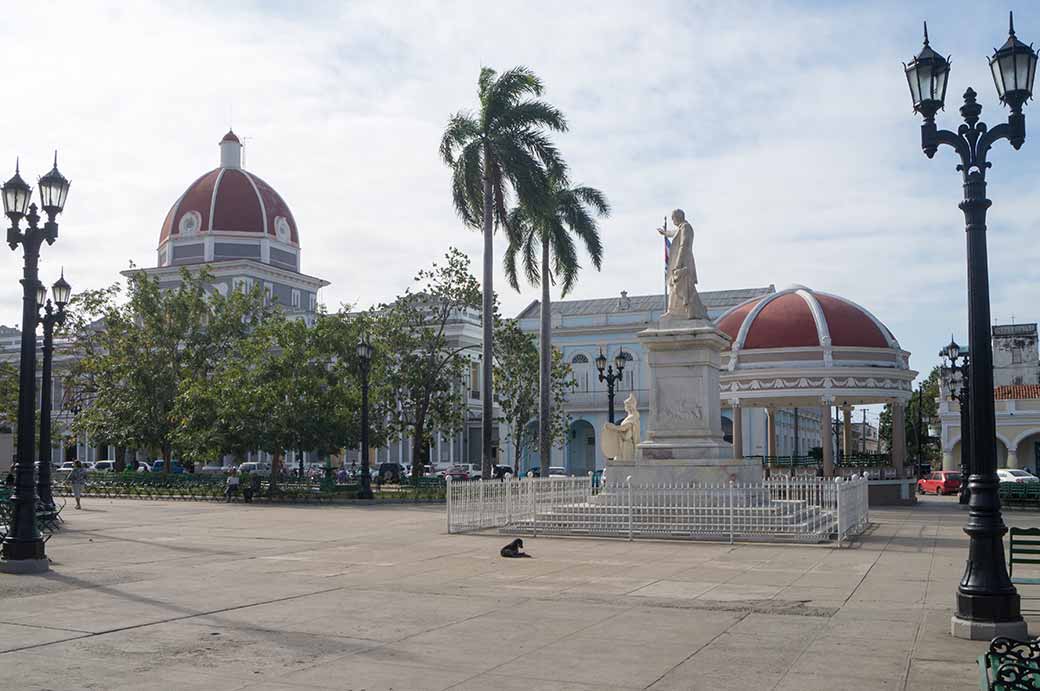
[571,353,589,364]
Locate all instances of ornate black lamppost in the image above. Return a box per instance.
[941,338,971,506]
[1,155,71,573]
[903,13,1035,639]
[595,349,627,424]
[356,332,374,500]
[37,273,71,509]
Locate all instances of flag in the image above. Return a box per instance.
[664,235,671,270]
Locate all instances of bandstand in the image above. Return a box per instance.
[716,286,917,488]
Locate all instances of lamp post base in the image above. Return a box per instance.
[0,556,49,574]
[951,614,1027,641]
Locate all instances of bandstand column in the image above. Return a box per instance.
[766,408,777,457]
[891,400,906,476]
[821,401,834,477]
[731,402,743,459]
[842,405,854,461]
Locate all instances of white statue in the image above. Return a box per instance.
[658,209,709,320]
[601,393,641,461]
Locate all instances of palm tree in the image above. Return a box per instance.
[504,180,608,476]
[440,66,567,479]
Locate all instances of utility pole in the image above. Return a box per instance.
[862,409,868,453]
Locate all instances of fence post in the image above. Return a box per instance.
[445,475,453,533]
[627,476,633,541]
[505,477,511,527]
[729,480,735,544]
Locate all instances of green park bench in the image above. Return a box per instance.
[979,637,1040,690]
[999,483,1040,508]
[0,489,63,540]
[1009,527,1040,589]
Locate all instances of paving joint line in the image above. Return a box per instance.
[0,585,345,656]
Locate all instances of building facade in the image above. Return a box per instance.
[513,287,825,474]
[940,323,1040,472]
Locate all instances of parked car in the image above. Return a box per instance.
[548,466,567,477]
[445,465,472,481]
[493,465,515,480]
[237,462,270,475]
[997,469,1040,484]
[198,465,227,474]
[917,470,961,495]
[377,463,404,483]
[92,460,116,472]
[57,461,77,472]
[150,460,185,474]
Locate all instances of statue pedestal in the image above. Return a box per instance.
[606,318,763,486]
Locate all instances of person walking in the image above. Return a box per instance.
[69,460,88,509]
[225,467,240,502]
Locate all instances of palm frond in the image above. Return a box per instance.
[494,100,568,134]
[449,140,484,227]
[439,112,480,165]
[484,66,544,125]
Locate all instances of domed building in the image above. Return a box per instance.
[132,131,328,325]
[716,285,916,479]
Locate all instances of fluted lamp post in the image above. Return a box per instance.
[904,14,1035,640]
[37,272,72,509]
[356,332,374,500]
[595,349,627,424]
[1,154,71,573]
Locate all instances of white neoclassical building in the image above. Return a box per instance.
[513,284,917,479]
[940,323,1040,472]
[513,286,826,475]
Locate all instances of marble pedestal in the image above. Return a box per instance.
[606,318,763,486]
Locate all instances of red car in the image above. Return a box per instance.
[917,471,961,496]
[445,466,473,481]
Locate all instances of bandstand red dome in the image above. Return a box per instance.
[716,285,898,351]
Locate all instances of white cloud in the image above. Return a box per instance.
[1,0,1038,384]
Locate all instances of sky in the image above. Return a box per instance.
[1,0,1039,405]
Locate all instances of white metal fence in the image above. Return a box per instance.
[446,475,869,544]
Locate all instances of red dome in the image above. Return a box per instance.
[716,286,897,351]
[159,135,299,247]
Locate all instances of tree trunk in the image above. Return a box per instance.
[514,425,522,473]
[270,450,281,490]
[539,239,552,477]
[412,419,425,478]
[162,446,171,476]
[481,144,494,480]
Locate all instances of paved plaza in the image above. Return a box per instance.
[1,497,1037,690]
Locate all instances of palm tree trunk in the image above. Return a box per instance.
[481,145,494,481]
[539,239,551,477]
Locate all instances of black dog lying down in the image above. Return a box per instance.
[500,538,532,558]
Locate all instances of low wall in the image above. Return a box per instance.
[868,479,917,506]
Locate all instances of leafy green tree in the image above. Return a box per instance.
[63,268,269,471]
[0,361,17,435]
[879,366,941,466]
[380,248,481,477]
[493,319,574,470]
[440,66,568,479]
[504,179,608,477]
